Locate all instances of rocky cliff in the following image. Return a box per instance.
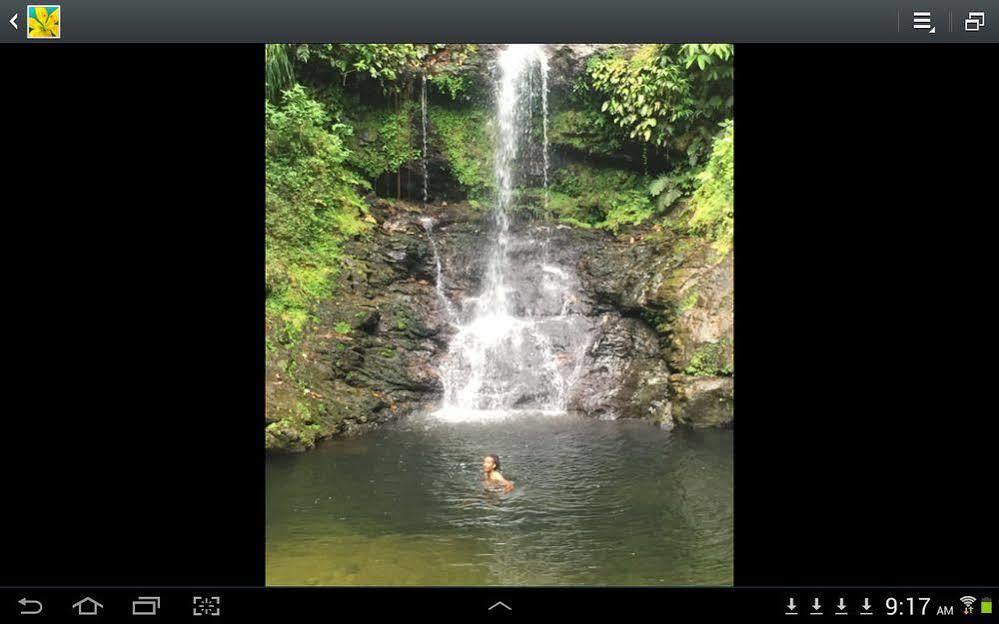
[266,199,733,453]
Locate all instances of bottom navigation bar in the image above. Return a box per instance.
[3,588,996,619]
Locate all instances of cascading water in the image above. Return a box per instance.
[421,73,429,206]
[419,216,455,321]
[434,45,592,422]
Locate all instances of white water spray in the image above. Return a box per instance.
[434,45,589,423]
[421,73,429,206]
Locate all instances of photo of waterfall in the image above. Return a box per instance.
[265,43,734,586]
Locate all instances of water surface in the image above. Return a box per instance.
[266,414,733,585]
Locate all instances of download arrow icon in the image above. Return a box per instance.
[813,597,823,611]
[787,597,797,611]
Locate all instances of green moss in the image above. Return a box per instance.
[549,108,625,157]
[683,340,733,376]
[265,84,372,347]
[548,162,655,232]
[334,321,352,335]
[688,120,733,252]
[678,290,699,314]
[427,105,493,199]
[347,101,421,183]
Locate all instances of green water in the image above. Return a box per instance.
[266,414,733,586]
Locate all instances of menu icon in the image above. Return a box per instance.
[913,11,936,33]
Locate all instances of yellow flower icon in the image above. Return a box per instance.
[28,6,60,38]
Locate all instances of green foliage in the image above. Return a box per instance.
[428,72,472,101]
[333,321,352,335]
[293,44,440,94]
[265,84,372,343]
[688,120,734,252]
[649,169,698,212]
[425,44,480,101]
[588,44,733,165]
[548,163,655,232]
[549,108,625,157]
[427,105,493,199]
[678,290,700,314]
[683,340,733,376]
[265,44,295,101]
[347,101,420,182]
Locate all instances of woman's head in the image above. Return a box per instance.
[483,454,501,472]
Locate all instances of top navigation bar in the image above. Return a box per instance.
[1,1,996,42]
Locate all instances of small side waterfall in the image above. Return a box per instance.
[434,45,591,422]
[421,73,429,206]
[419,216,454,321]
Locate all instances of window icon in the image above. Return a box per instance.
[913,11,935,34]
[26,5,59,38]
[132,596,161,616]
[965,11,986,31]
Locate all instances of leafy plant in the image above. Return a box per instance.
[428,72,471,101]
[347,102,420,182]
[688,120,734,252]
[265,84,372,343]
[292,44,440,94]
[588,44,733,165]
[265,44,295,101]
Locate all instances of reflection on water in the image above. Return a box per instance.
[266,413,733,585]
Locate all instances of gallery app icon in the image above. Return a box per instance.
[27,5,60,38]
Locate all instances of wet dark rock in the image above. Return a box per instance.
[670,374,734,428]
[577,228,734,428]
[266,199,733,453]
[353,309,380,333]
[265,200,461,453]
[567,314,672,427]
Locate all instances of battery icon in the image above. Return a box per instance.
[982,598,992,615]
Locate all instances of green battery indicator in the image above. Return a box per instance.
[982,598,992,615]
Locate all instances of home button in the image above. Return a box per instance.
[72,597,103,616]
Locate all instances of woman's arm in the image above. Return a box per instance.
[495,472,515,492]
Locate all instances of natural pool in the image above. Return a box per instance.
[266,414,733,586]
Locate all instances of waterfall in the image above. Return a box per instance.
[421,73,429,206]
[434,45,590,423]
[419,216,454,320]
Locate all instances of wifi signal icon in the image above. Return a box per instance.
[960,596,977,614]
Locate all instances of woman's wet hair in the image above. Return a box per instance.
[486,454,501,470]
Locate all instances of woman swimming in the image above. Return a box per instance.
[482,454,515,493]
